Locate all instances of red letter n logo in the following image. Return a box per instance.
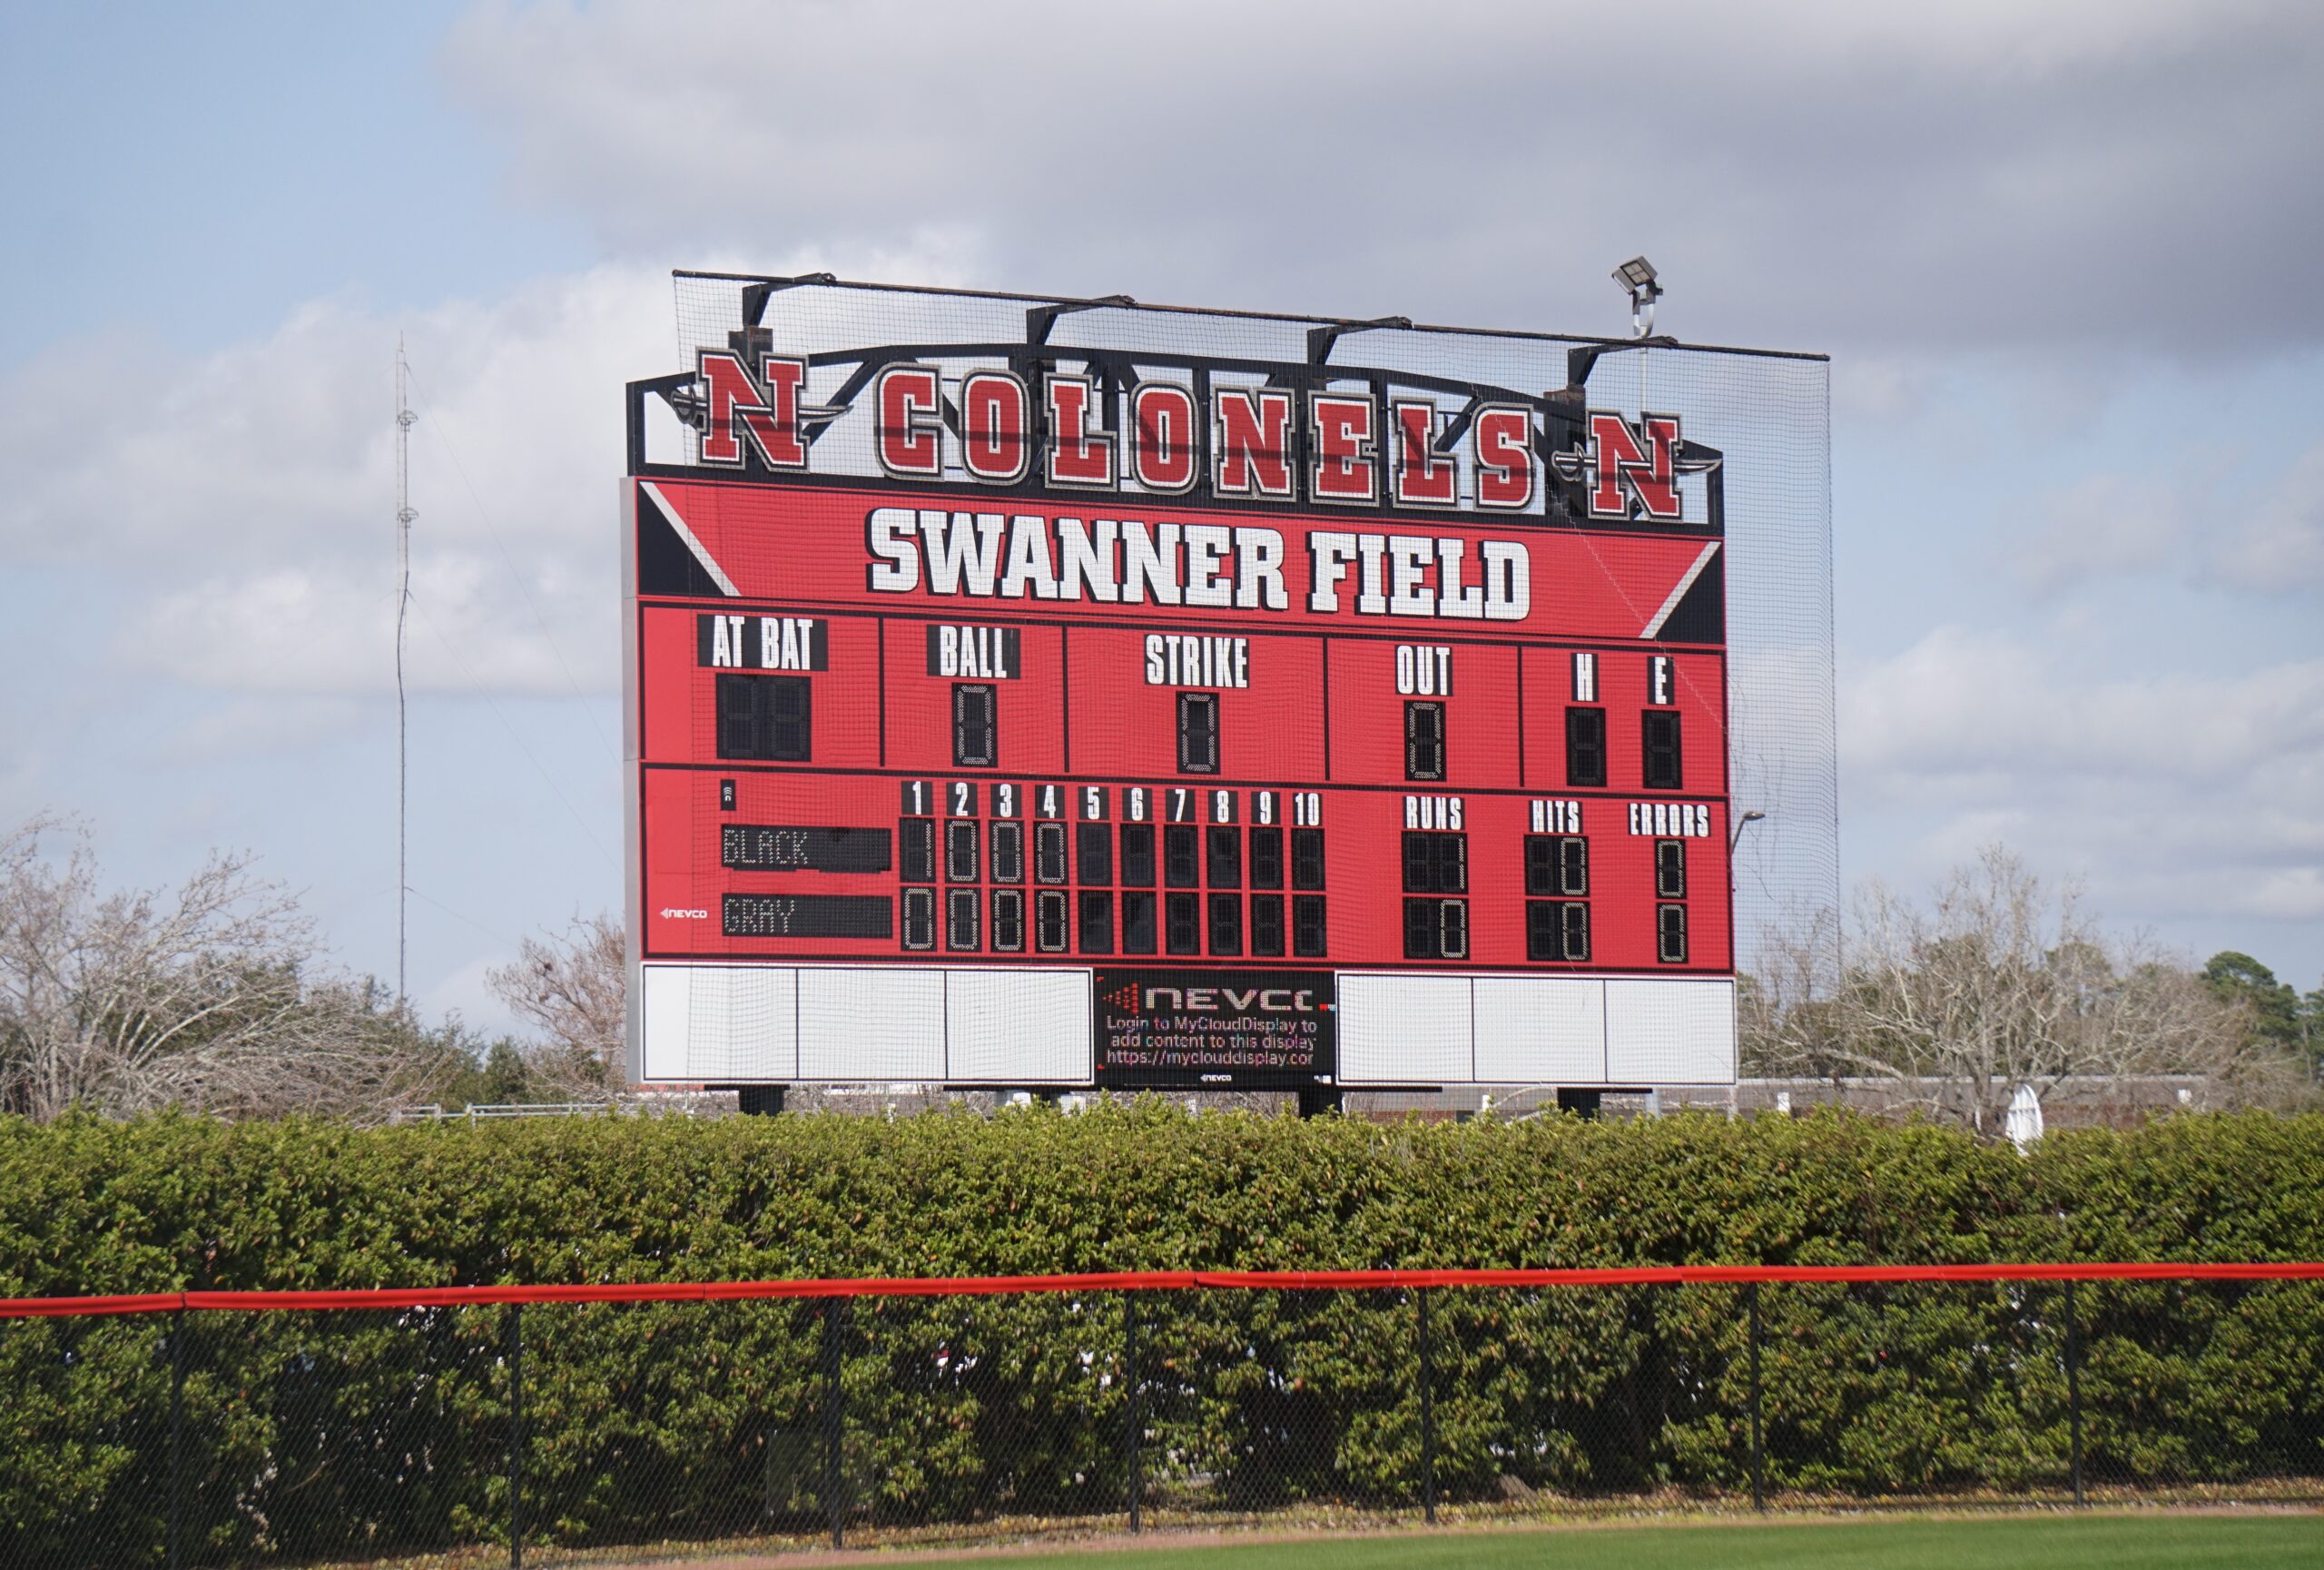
[1585,411,1682,521]
[697,350,806,469]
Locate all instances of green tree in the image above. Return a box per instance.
[2201,951,2301,1048]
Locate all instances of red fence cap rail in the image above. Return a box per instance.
[5,1260,2323,1319]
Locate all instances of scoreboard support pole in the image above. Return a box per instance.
[1296,1087,1344,1120]
[731,1085,787,1117]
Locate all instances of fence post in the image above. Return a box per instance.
[1747,1282,1765,1513]
[168,1307,185,1570]
[1124,1290,1143,1533]
[507,1304,525,1570]
[1417,1287,1437,1525]
[822,1298,845,1550]
[2065,1279,2084,1507]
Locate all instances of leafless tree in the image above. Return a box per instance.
[0,815,437,1121]
[1743,845,2298,1136]
[485,912,626,1098]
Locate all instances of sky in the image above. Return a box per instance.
[1,0,2319,1037]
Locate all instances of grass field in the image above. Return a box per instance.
[923,1513,2322,1570]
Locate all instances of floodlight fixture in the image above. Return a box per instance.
[1729,807,1767,854]
[1613,255,1663,337]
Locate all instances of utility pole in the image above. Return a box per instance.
[396,340,417,1001]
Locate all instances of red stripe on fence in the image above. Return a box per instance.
[6,1260,2324,1319]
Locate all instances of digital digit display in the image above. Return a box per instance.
[626,280,1778,1094]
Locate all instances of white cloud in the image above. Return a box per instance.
[1843,625,2324,926]
[0,240,1000,706]
[154,695,368,765]
[438,0,2324,360]
[0,265,675,697]
[2009,471,2191,595]
[2213,441,2324,591]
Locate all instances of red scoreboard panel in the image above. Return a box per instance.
[625,295,1740,1094]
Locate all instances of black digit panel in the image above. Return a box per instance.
[1176,691,1220,774]
[1401,832,1467,894]
[1207,893,1243,955]
[1165,892,1201,954]
[1291,827,1326,890]
[1404,700,1446,782]
[946,888,981,951]
[1250,894,1285,956]
[715,674,812,761]
[1403,897,1469,960]
[1292,894,1327,957]
[1248,825,1285,889]
[1561,835,1590,896]
[1078,890,1115,954]
[899,819,936,884]
[1642,709,1683,790]
[1034,889,1069,953]
[901,886,937,951]
[1206,825,1242,889]
[952,682,998,767]
[1527,900,1590,962]
[1657,903,1689,963]
[1121,891,1157,953]
[990,889,1025,952]
[1403,898,1434,959]
[1078,822,1113,885]
[1119,824,1156,886]
[1164,824,1200,888]
[1655,837,1687,899]
[945,819,980,884]
[989,821,1024,884]
[1524,834,1588,897]
[1566,706,1606,788]
[1034,821,1068,884]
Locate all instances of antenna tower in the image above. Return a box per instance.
[395,341,417,1001]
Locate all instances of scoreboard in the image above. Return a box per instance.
[625,283,1748,1095]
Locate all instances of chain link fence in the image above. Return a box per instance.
[5,1267,2319,1567]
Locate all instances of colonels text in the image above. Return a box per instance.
[693,349,1696,523]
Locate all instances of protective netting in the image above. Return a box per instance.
[640,274,1836,1093]
[6,1276,2320,1565]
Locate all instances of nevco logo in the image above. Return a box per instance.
[1133,986,1324,1014]
[659,907,710,920]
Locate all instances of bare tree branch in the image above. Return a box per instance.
[1742,845,2302,1135]
[0,816,438,1122]
[484,912,626,1099]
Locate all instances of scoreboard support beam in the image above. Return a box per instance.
[732,1085,788,1117]
[1296,1086,1344,1120]
[1556,1088,1604,1121]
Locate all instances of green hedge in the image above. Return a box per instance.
[2,1107,2320,1565]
